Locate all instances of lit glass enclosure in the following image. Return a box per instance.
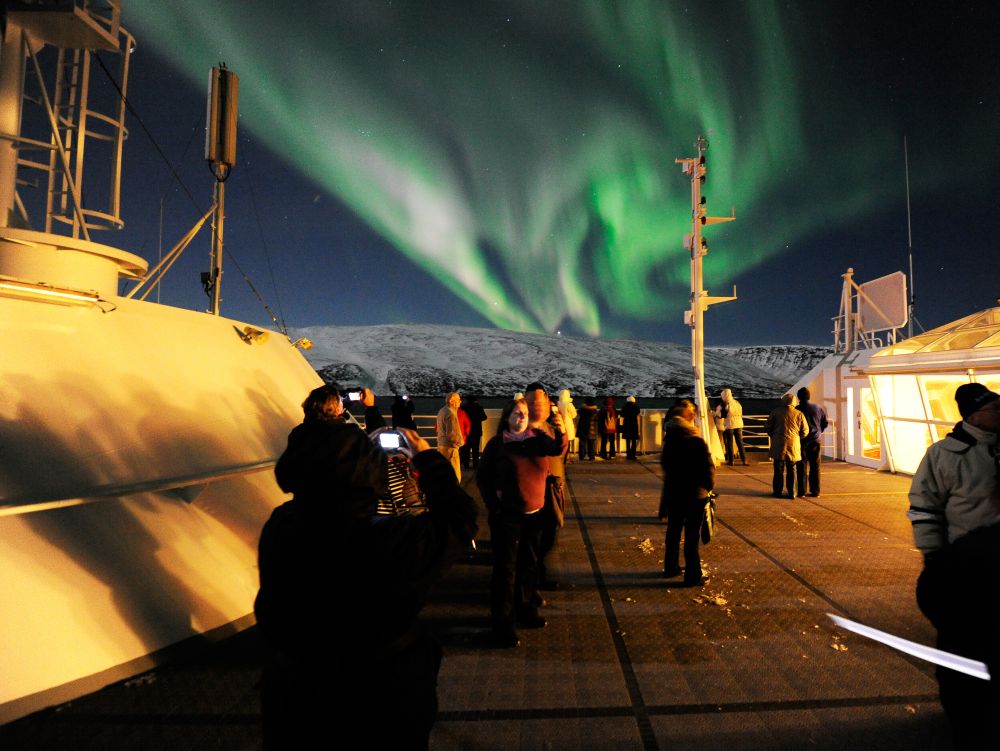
[865,306,1000,474]
[871,371,1000,474]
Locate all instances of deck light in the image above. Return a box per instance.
[0,277,100,306]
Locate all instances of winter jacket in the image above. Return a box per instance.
[715,389,744,430]
[257,437,478,660]
[620,401,640,439]
[463,401,488,438]
[457,407,472,441]
[765,404,807,461]
[274,419,386,514]
[390,396,417,430]
[908,421,1000,557]
[797,400,828,440]
[436,406,464,449]
[658,417,714,518]
[577,404,599,441]
[364,405,386,434]
[557,390,578,443]
[598,404,618,435]
[477,427,567,515]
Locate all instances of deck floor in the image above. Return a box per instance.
[0,457,955,750]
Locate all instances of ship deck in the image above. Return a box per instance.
[0,457,954,750]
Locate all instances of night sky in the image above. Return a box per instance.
[99,2,1000,345]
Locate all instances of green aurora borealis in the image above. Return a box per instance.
[124,1,998,339]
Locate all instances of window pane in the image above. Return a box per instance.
[873,375,922,420]
[922,329,995,352]
[976,331,1000,348]
[876,333,940,356]
[920,375,968,424]
[966,309,1000,328]
[861,388,881,460]
[884,419,934,474]
[975,374,1000,393]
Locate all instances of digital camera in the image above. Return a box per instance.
[369,428,425,516]
[378,431,402,450]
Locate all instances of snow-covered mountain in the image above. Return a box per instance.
[292,324,830,399]
[708,345,833,382]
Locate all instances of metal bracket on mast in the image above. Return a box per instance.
[702,285,738,310]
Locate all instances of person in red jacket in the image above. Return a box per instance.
[476,397,566,647]
[598,396,619,459]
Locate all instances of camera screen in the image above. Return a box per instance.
[347,391,361,401]
[379,432,401,449]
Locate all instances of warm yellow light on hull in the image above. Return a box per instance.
[0,276,99,306]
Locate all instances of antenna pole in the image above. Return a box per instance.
[904,135,914,338]
[209,180,225,315]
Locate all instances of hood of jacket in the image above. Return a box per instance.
[275,420,386,516]
[664,416,698,438]
[943,420,998,452]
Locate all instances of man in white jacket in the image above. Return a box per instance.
[557,389,578,459]
[715,388,746,466]
[908,383,1000,748]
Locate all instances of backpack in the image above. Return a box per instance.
[604,411,617,433]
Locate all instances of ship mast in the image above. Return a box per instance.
[675,135,736,447]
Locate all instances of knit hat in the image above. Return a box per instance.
[955,383,1000,420]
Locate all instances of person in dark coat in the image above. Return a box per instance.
[795,387,828,496]
[620,395,641,460]
[576,397,599,461]
[598,396,619,459]
[391,393,417,430]
[460,395,488,469]
[658,399,714,587]
[255,384,477,750]
[477,397,566,647]
[915,522,1000,749]
[361,387,386,435]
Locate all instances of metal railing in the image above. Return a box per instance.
[354,410,832,460]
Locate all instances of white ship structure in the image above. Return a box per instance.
[792,268,1000,475]
[0,2,319,722]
